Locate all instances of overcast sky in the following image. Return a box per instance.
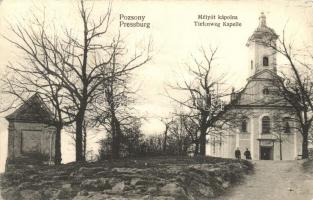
[0,0,312,171]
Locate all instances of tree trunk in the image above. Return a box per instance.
[75,114,84,162]
[112,133,121,158]
[194,140,199,156]
[279,133,282,160]
[54,124,62,165]
[163,130,167,153]
[83,126,87,160]
[111,117,122,159]
[302,130,309,159]
[199,130,206,156]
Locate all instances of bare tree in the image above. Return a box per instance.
[260,30,313,159]
[93,48,150,159]
[167,47,240,156]
[2,0,150,162]
[165,113,193,156]
[271,111,299,160]
[160,117,174,153]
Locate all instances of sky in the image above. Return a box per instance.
[0,0,312,172]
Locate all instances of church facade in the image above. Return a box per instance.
[207,13,302,160]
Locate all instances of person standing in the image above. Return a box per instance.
[244,148,252,160]
[235,147,241,159]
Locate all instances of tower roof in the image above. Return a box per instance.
[6,93,55,123]
[247,12,278,46]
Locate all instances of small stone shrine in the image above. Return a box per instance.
[5,94,56,166]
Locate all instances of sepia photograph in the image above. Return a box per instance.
[0,0,313,199]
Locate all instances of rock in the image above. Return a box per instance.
[130,178,147,185]
[73,195,91,200]
[52,175,68,181]
[95,171,108,176]
[55,188,72,199]
[153,196,176,200]
[70,171,76,177]
[197,183,214,198]
[108,177,122,186]
[26,165,36,169]
[228,163,242,169]
[42,189,54,199]
[77,190,89,196]
[222,181,230,188]
[20,190,42,200]
[53,183,73,199]
[73,193,128,200]
[112,167,146,174]
[39,180,55,186]
[62,183,72,189]
[1,188,22,200]
[73,173,85,181]
[78,166,105,175]
[207,167,222,173]
[28,174,39,180]
[112,181,125,193]
[143,195,175,200]
[142,195,152,200]
[17,181,32,190]
[160,183,186,197]
[216,177,223,183]
[134,185,146,192]
[80,178,111,191]
[147,186,158,193]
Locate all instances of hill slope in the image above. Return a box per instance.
[0,157,252,200]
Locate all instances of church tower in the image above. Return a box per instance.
[247,12,278,77]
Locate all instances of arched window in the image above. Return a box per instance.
[263,56,269,66]
[263,87,269,95]
[251,60,253,69]
[262,116,270,134]
[241,119,247,133]
[283,117,291,133]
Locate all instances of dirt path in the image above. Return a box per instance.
[217,160,313,200]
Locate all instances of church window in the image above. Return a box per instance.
[262,116,270,134]
[263,87,269,95]
[283,117,291,133]
[263,56,269,66]
[241,119,247,133]
[251,60,253,69]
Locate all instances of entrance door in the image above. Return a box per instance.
[260,147,273,160]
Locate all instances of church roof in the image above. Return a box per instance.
[6,94,55,123]
[230,71,291,108]
[247,69,280,81]
[247,12,278,46]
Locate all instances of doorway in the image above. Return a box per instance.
[260,147,273,160]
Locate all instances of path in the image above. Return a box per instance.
[217,160,313,200]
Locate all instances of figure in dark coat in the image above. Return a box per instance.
[235,148,241,159]
[244,148,252,160]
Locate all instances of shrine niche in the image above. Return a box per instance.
[5,94,56,166]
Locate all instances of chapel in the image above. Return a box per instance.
[207,13,302,160]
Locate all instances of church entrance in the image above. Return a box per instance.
[260,147,273,160]
[258,139,275,160]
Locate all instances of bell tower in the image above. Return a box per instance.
[247,12,278,77]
